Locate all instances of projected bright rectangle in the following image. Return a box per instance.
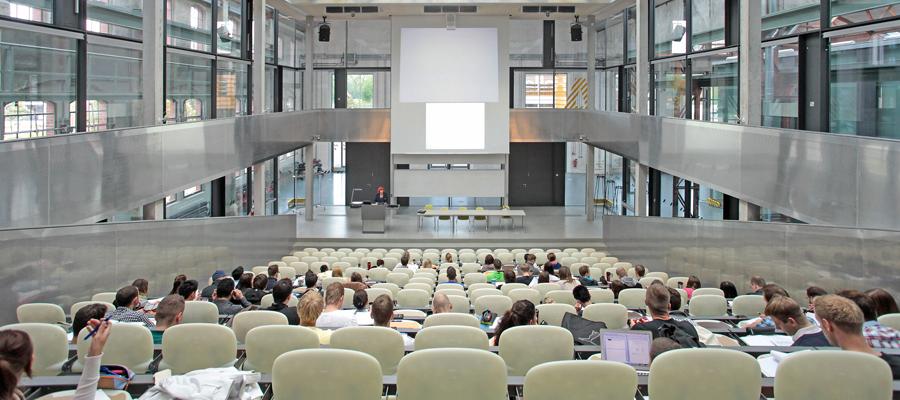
[399,28,498,103]
[426,103,484,150]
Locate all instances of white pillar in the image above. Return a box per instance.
[304,144,315,221]
[585,144,596,221]
[586,15,596,111]
[253,161,268,216]
[635,0,651,115]
[304,16,314,110]
[142,0,164,125]
[634,164,649,216]
[251,0,266,114]
[739,200,760,221]
[739,0,762,125]
[142,199,165,220]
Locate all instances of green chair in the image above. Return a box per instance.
[330,326,405,375]
[243,326,319,374]
[397,348,507,400]
[649,348,760,400]
[414,326,489,350]
[498,325,574,376]
[273,349,382,400]
[774,350,892,400]
[524,360,637,400]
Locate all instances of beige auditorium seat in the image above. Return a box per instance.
[878,313,900,331]
[91,292,116,304]
[582,303,628,329]
[330,326,405,375]
[692,288,725,297]
[397,348,507,400]
[322,276,348,288]
[368,267,390,282]
[774,350,892,400]
[646,271,669,281]
[535,304,577,327]
[732,295,767,317]
[617,288,647,310]
[252,266,268,275]
[289,262,310,275]
[447,295,470,314]
[231,310,289,343]
[0,323,68,376]
[509,288,542,305]
[396,309,427,318]
[243,325,319,374]
[466,282,494,293]
[535,283,560,298]
[414,326,489,350]
[463,273,487,287]
[405,282,434,294]
[639,277,663,287]
[437,288,466,299]
[372,282,401,297]
[524,360,637,400]
[436,283,465,292]
[260,294,298,309]
[182,301,219,324]
[397,289,431,308]
[365,287,394,301]
[649,348,760,400]
[469,288,503,303]
[500,282,527,295]
[74,323,153,373]
[688,295,728,317]
[387,273,410,288]
[273,349,383,400]
[160,324,237,374]
[498,325,574,376]
[666,276,689,288]
[423,313,480,328]
[69,301,114,319]
[589,288,615,304]
[17,303,66,325]
[474,295,513,316]
[544,290,576,306]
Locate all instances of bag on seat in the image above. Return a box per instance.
[561,313,607,345]
[657,321,705,348]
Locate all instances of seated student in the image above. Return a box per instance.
[479,255,496,273]
[211,279,250,316]
[546,253,560,271]
[684,276,701,299]
[265,281,300,325]
[521,254,540,275]
[317,265,332,282]
[650,337,682,364]
[616,267,642,289]
[609,280,626,299]
[343,272,368,293]
[106,285,155,329]
[502,270,516,285]
[529,263,560,287]
[298,291,331,345]
[443,253,454,265]
[747,276,766,295]
[265,265,280,291]
[631,283,699,342]
[484,261,504,284]
[765,295,829,346]
[333,268,344,279]
[316,283,357,329]
[236,272,253,291]
[395,252,418,272]
[296,271,319,296]
[420,259,435,270]
[231,266,245,283]
[515,265,534,285]
[169,274,187,296]
[352,290,368,314]
[631,287,689,327]
[557,266,581,291]
[371,294,414,346]
[743,284,790,329]
[866,288,899,318]
[529,270,551,288]
[132,278,150,306]
[837,290,900,349]
[719,281,738,299]
[445,266,463,285]
[806,286,828,325]
[492,300,537,346]
[177,279,199,301]
[634,265,647,280]
[815,295,900,379]
[432,292,452,314]
[151,295,185,344]
[71,304,107,344]
[578,265,600,287]
[573,285,591,314]
[242,274,267,305]
[200,270,228,299]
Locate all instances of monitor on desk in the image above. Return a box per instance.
[599,330,653,369]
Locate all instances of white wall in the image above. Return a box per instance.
[394,170,505,197]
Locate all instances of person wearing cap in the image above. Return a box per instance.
[200,270,228,300]
[373,186,387,204]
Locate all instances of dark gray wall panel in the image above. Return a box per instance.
[345,142,391,205]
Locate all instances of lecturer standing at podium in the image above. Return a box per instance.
[373,186,388,204]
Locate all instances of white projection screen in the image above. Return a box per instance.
[425,103,485,150]
[399,28,499,103]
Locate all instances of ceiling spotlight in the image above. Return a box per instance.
[318,17,331,42]
[570,16,583,42]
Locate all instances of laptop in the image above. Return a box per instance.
[599,330,653,375]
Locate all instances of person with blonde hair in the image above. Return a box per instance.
[815,295,900,378]
[557,266,581,291]
[298,291,331,344]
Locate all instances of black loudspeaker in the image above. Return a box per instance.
[318,22,331,42]
[570,23,582,42]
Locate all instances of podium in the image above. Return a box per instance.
[361,204,386,233]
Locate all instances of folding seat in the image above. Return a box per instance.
[524,360,636,400]
[17,303,66,324]
[649,348,760,400]
[330,326,405,374]
[618,288,647,310]
[396,289,431,308]
[414,326,489,350]
[473,295,513,316]
[688,295,728,318]
[231,310,289,343]
[508,288,542,305]
[544,290,576,306]
[160,324,238,374]
[397,348,507,400]
[498,325,574,375]
[535,304,577,326]
[774,350,892,400]
[243,326,319,374]
[422,313,481,328]
[0,323,68,376]
[582,303,628,329]
[273,349,383,400]
[73,324,153,373]
[182,301,219,324]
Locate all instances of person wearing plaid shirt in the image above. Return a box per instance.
[839,289,900,349]
[105,285,156,330]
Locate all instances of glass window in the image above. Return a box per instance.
[691,0,726,51]
[216,0,242,57]
[277,150,305,214]
[698,185,724,220]
[601,150,624,216]
[314,20,346,67]
[167,0,212,52]
[623,65,637,113]
[347,72,373,109]
[761,0,820,40]
[0,0,52,23]
[625,159,636,215]
[166,182,211,219]
[761,41,800,128]
[653,59,686,117]
[71,99,107,131]
[829,25,900,138]
[87,0,143,40]
[86,41,144,130]
[556,19,587,67]
[216,60,248,118]
[277,13,296,67]
[606,12,625,66]
[510,20,543,67]
[265,65,275,112]
[0,27,77,140]
[295,22,306,68]
[265,7,275,64]
[282,68,297,112]
[226,168,249,216]
[626,7,637,63]
[348,20,390,68]
[654,0,687,58]
[515,71,587,109]
[831,0,900,27]
[165,52,212,122]
[596,26,607,68]
[313,69,335,109]
[690,50,739,123]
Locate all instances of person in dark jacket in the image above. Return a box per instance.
[766,295,830,346]
[211,279,249,315]
[242,273,268,305]
[266,281,299,325]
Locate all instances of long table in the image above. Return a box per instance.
[417,209,527,232]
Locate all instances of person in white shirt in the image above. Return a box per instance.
[529,264,560,287]
[394,252,418,272]
[371,294,414,346]
[315,283,357,329]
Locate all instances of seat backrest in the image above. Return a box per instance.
[693,288,725,297]
[342,288,355,308]
[688,295,728,317]
[396,289,431,308]
[273,349,383,400]
[618,288,647,310]
[649,348,760,400]
[91,292,116,303]
[289,261,310,275]
[394,268,415,278]
[372,282,401,296]
[535,303,577,326]
[365,287,394,301]
[76,323,153,372]
[463,273,487,286]
[387,273,410,287]
[282,256,300,263]
[0,323,68,376]
[436,283,465,292]
[774,350,893,400]
[535,283,559,298]
[466,282,494,293]
[423,313,481,328]
[405,282,434,294]
[436,288,466,299]
[280,266,297,279]
[232,311,289,343]
[878,313,900,331]
[666,276,689,288]
[329,326,405,375]
[639,277,663,287]
[498,325,574,376]
[17,303,66,324]
[474,295,513,316]
[69,301,114,319]
[508,288,542,305]
[582,303,629,329]
[470,288,503,303]
[397,348,507,400]
[646,271,669,281]
[545,290,576,306]
[414,326,489,350]
[368,267,390,282]
[322,277,348,288]
[244,325,319,374]
[182,301,219,324]
[447,295,470,314]
[396,309,427,318]
[161,324,237,374]
[589,288,615,304]
[346,267,367,279]
[500,282,527,295]
[524,360,637,400]
[732,295,767,317]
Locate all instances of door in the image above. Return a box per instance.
[345,143,390,205]
[508,143,566,206]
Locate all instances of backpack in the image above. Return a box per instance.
[561,312,608,345]
[656,320,705,348]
